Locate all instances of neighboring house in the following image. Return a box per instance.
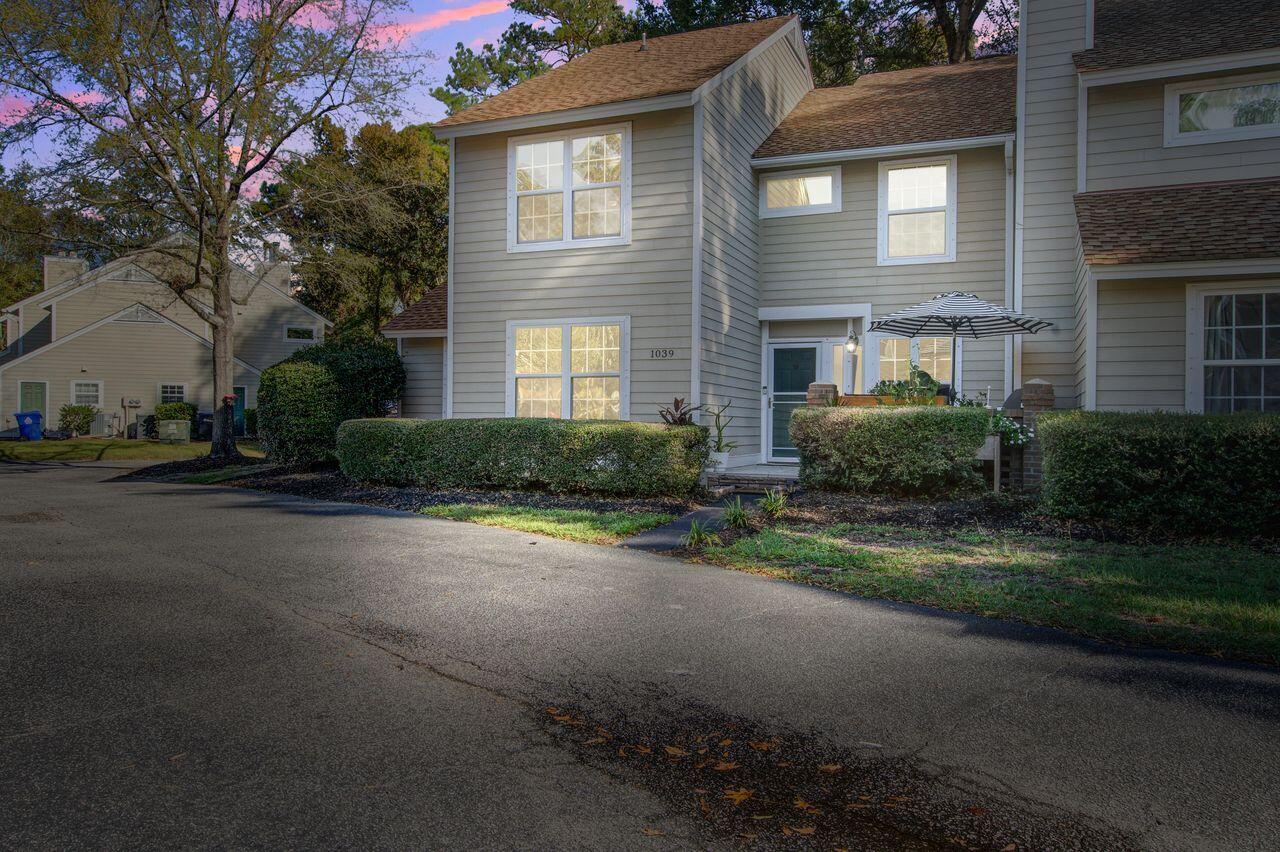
[0,244,331,435]
[387,4,1280,464]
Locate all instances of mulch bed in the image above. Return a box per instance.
[212,466,698,517]
[118,454,269,480]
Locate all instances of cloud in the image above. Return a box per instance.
[392,0,509,36]
[0,94,28,125]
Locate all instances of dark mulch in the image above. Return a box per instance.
[218,466,698,517]
[118,454,269,480]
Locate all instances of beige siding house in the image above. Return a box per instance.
[1,246,331,435]
[387,4,1280,466]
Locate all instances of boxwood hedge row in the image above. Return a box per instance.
[790,405,989,496]
[1039,410,1280,534]
[337,417,709,497]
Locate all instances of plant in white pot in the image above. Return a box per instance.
[708,402,738,470]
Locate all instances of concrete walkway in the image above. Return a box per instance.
[2,462,1278,849]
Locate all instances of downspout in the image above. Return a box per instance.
[690,100,704,413]
[1003,138,1016,401]
[444,137,455,419]
[1012,0,1028,392]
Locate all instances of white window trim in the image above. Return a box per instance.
[504,316,631,419]
[863,332,963,394]
[758,166,842,218]
[283,324,317,342]
[157,382,188,404]
[506,123,632,253]
[70,379,104,407]
[1185,281,1280,412]
[876,154,958,266]
[1164,70,1280,148]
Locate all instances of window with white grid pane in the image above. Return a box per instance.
[1199,291,1280,413]
[159,383,186,404]
[508,124,630,252]
[878,156,956,265]
[72,381,102,406]
[508,318,629,419]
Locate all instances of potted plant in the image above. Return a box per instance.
[708,401,737,470]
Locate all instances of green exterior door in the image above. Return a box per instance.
[769,345,818,460]
[19,382,46,420]
[233,386,247,437]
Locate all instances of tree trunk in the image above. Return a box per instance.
[209,235,240,460]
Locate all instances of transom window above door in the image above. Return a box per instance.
[877,156,957,265]
[1201,291,1280,412]
[507,318,629,420]
[508,124,631,252]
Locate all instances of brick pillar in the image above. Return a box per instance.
[1020,379,1055,489]
[807,383,838,406]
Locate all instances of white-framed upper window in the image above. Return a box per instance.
[759,167,842,218]
[877,155,957,265]
[284,324,317,342]
[505,317,630,420]
[1187,285,1280,413]
[872,336,959,389]
[507,123,631,253]
[1164,71,1280,147]
[158,383,186,404]
[71,380,103,407]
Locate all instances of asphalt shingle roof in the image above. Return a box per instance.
[753,55,1016,160]
[382,285,447,333]
[434,17,794,130]
[1074,0,1280,74]
[1074,179,1280,266]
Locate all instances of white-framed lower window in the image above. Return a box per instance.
[505,317,630,420]
[759,167,842,218]
[284,324,317,341]
[873,336,958,388]
[507,123,631,252]
[71,380,103,407]
[877,155,957,265]
[1164,71,1280,147]
[158,383,187,404]
[1187,285,1280,413]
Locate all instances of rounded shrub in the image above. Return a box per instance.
[155,401,197,425]
[258,361,342,465]
[283,338,406,422]
[337,418,709,497]
[790,405,989,496]
[58,404,98,435]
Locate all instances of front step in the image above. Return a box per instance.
[705,470,799,493]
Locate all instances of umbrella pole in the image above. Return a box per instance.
[950,334,958,403]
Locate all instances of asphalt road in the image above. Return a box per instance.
[2,461,1278,850]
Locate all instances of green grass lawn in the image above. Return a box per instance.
[705,522,1280,666]
[0,438,264,462]
[422,504,675,545]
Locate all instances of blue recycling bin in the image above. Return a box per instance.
[15,410,43,441]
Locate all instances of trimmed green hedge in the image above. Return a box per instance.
[244,407,257,437]
[58,404,98,434]
[791,406,989,496]
[258,362,342,464]
[1039,410,1280,534]
[337,418,709,496]
[283,338,405,422]
[155,401,197,424]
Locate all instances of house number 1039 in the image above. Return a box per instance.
[649,348,677,359]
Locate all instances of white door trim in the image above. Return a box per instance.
[763,339,840,463]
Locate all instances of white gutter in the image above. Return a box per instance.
[750,134,1015,170]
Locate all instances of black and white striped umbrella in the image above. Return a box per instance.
[868,292,1052,339]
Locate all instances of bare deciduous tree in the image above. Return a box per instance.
[0,0,423,457]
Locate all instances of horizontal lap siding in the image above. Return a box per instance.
[700,33,811,458]
[53,272,206,341]
[401,338,444,419]
[1096,279,1186,410]
[760,147,1010,401]
[451,110,695,421]
[1022,0,1087,407]
[1087,78,1280,191]
[0,319,257,431]
[232,291,325,370]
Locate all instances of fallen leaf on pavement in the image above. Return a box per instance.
[748,739,777,751]
[723,787,754,805]
[782,825,816,836]
[664,745,690,757]
[818,763,842,774]
[640,827,664,837]
[713,760,739,771]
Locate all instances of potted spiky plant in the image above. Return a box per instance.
[708,401,737,471]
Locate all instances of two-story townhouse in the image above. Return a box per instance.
[0,241,331,435]
[388,4,1280,469]
[1021,0,1280,414]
